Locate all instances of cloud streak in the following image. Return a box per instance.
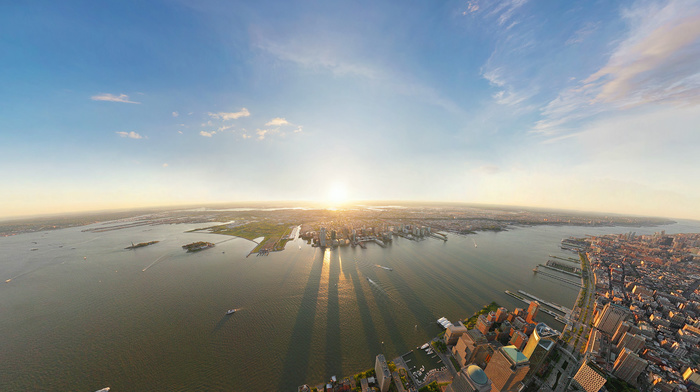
[91,93,140,104]
[534,0,700,135]
[208,108,250,120]
[115,131,143,139]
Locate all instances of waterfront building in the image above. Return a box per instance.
[476,314,493,335]
[571,360,607,392]
[484,345,529,392]
[495,307,509,323]
[446,322,469,345]
[594,303,631,336]
[616,333,645,354]
[613,348,648,387]
[453,329,489,367]
[526,301,539,324]
[375,354,392,392]
[522,323,558,378]
[446,365,492,392]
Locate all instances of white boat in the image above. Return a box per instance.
[420,343,430,349]
[94,389,110,392]
[226,309,236,315]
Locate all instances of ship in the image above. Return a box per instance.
[226,309,236,315]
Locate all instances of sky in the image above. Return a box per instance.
[1,0,700,220]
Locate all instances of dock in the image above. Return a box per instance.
[518,290,572,315]
[504,291,567,324]
[532,266,583,288]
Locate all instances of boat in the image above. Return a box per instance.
[226,309,236,315]
[366,277,375,284]
[94,389,110,392]
[420,343,430,350]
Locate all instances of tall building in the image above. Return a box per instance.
[613,348,648,387]
[594,303,631,335]
[616,333,645,354]
[571,360,607,392]
[446,322,469,345]
[476,314,493,335]
[453,329,490,367]
[319,227,327,248]
[484,345,529,392]
[446,365,492,392]
[522,323,558,378]
[526,301,539,324]
[495,307,509,323]
[508,330,528,351]
[375,354,392,392]
[612,321,632,344]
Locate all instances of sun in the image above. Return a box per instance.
[327,181,349,206]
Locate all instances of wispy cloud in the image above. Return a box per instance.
[208,108,250,120]
[200,130,216,137]
[534,0,700,136]
[464,0,528,26]
[162,163,169,168]
[91,93,140,104]
[565,22,600,45]
[265,117,289,127]
[172,111,179,117]
[256,129,268,140]
[115,131,143,139]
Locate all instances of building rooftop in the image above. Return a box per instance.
[466,365,489,385]
[502,345,529,365]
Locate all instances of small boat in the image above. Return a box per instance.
[420,343,429,350]
[94,388,110,392]
[226,309,236,315]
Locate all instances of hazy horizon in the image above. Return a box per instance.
[3,1,700,220]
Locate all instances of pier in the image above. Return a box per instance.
[518,290,572,315]
[538,264,581,278]
[532,267,583,288]
[504,291,567,324]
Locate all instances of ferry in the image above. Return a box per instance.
[226,309,236,315]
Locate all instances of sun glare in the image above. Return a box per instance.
[327,181,349,206]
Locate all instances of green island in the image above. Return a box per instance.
[205,221,293,254]
[125,240,159,250]
[181,241,215,252]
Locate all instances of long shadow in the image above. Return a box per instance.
[366,272,408,354]
[344,254,382,356]
[325,251,342,378]
[382,264,437,332]
[277,250,326,390]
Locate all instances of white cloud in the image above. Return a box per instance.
[294,126,303,133]
[534,0,700,135]
[162,163,168,168]
[265,117,290,127]
[200,130,216,137]
[218,125,235,132]
[172,111,179,117]
[91,93,140,104]
[115,131,143,139]
[256,129,268,140]
[242,133,251,139]
[208,108,250,120]
[177,130,183,134]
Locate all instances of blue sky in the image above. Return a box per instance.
[2,0,700,219]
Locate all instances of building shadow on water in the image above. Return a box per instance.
[277,250,326,390]
[325,251,342,379]
[344,254,382,356]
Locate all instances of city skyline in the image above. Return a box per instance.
[2,0,700,220]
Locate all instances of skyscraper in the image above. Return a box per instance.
[613,348,648,387]
[484,345,529,392]
[526,301,539,324]
[594,303,631,336]
[522,323,558,378]
[616,333,645,354]
[375,354,392,392]
[319,227,327,248]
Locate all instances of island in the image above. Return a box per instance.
[181,241,215,252]
[125,241,159,250]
